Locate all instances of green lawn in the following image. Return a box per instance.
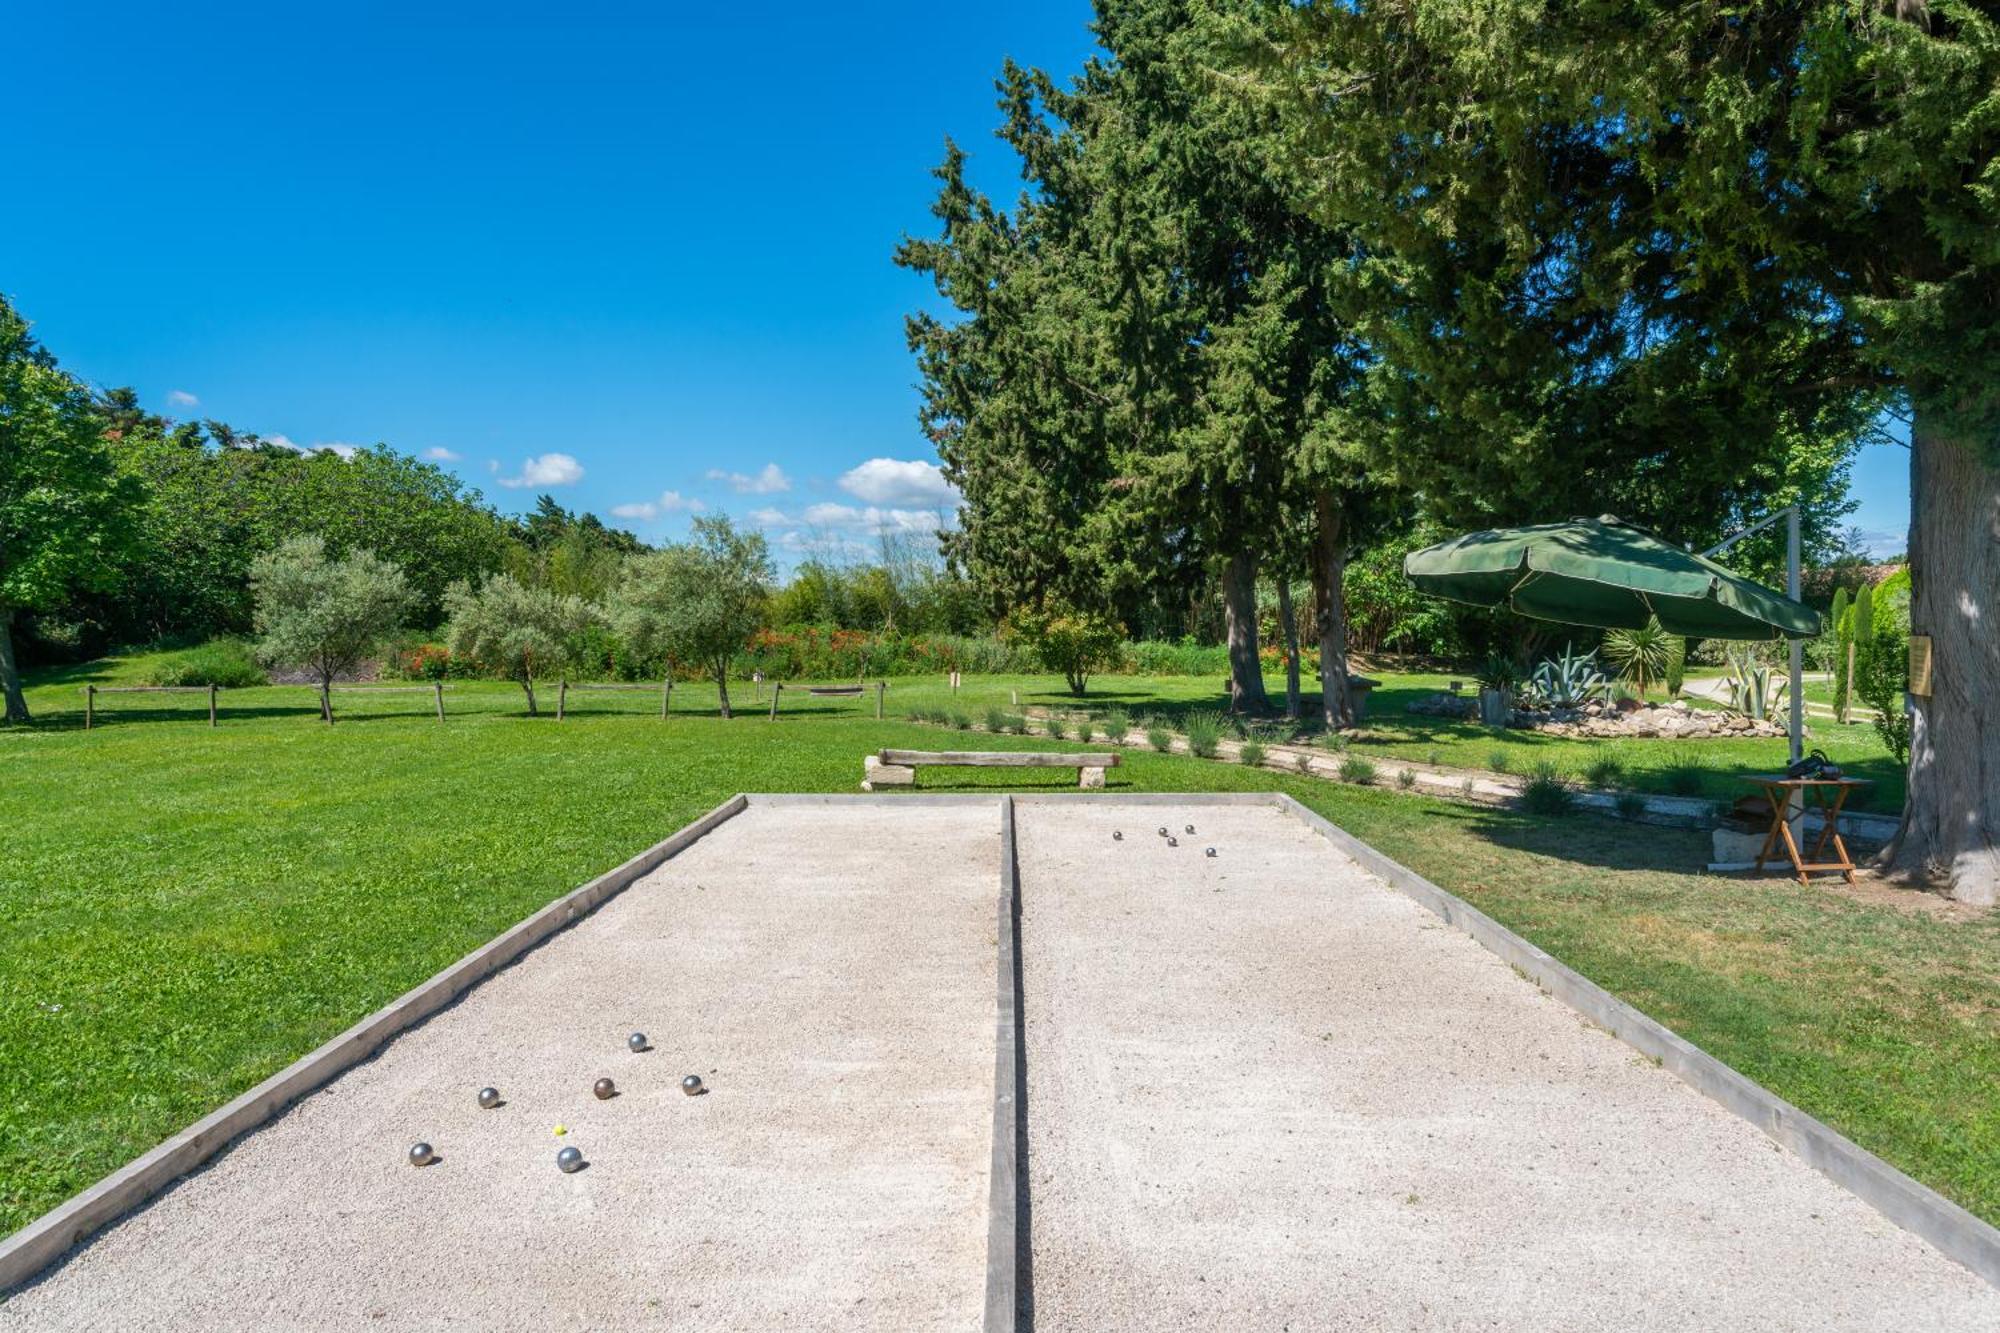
[2,653,1986,1241]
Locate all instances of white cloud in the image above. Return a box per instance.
[838,457,959,508]
[608,490,704,523]
[706,462,791,494]
[166,389,199,408]
[497,452,585,488]
[424,446,462,463]
[747,503,943,537]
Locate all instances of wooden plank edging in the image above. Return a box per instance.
[1271,792,2000,1290]
[0,794,751,1295]
[878,749,1120,768]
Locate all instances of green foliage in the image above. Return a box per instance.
[1396,767,1417,790]
[1127,640,1233,676]
[1009,603,1124,696]
[1238,740,1266,767]
[146,638,268,689]
[0,297,138,721]
[1853,580,1913,766]
[1600,620,1671,696]
[1293,751,1315,774]
[1656,747,1709,797]
[1474,654,1518,693]
[442,573,596,713]
[1147,719,1174,752]
[607,516,771,717]
[1519,761,1575,817]
[1614,791,1650,820]
[1582,755,1627,790]
[1527,645,1608,709]
[1338,755,1377,785]
[1722,648,1789,722]
[1663,635,1687,700]
[250,536,414,691]
[1098,705,1132,741]
[1043,713,1066,740]
[985,706,1010,733]
[1184,710,1225,759]
[1073,716,1095,743]
[1487,749,1512,775]
[946,707,973,731]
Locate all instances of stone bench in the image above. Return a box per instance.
[861,748,1120,791]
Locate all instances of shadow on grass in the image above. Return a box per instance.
[1441,800,1718,877]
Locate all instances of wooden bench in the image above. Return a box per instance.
[861,748,1119,791]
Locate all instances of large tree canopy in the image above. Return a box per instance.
[1235,0,1996,902]
[0,296,135,722]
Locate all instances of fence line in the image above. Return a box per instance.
[84,685,218,730]
[556,678,672,721]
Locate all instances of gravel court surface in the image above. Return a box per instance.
[2,802,1000,1332]
[1014,799,2000,1332]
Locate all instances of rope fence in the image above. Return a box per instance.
[556,678,673,721]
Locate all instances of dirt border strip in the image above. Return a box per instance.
[985,796,1022,1333]
[0,794,751,1295]
[1273,791,2000,1290]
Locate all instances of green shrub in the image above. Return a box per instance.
[1426,748,1442,767]
[985,706,1009,733]
[1397,768,1417,790]
[1615,790,1649,820]
[1098,705,1131,741]
[1339,756,1377,785]
[1002,713,1027,734]
[1008,602,1123,695]
[1044,714,1067,740]
[1073,716,1095,743]
[1657,746,1707,796]
[1487,748,1512,774]
[147,638,268,689]
[1239,740,1267,767]
[1460,776,1477,797]
[1582,754,1626,789]
[1147,720,1175,752]
[1324,730,1351,752]
[1184,710,1225,758]
[1293,751,1315,774]
[1519,760,1574,816]
[1127,639,1232,675]
[946,707,972,731]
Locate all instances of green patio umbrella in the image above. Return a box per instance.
[1403,515,1819,641]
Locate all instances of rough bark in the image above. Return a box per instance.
[1278,579,1302,720]
[716,664,733,719]
[1,607,30,724]
[1221,551,1271,715]
[1881,421,2000,906]
[521,676,538,716]
[1311,490,1355,731]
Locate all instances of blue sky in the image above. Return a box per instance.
[5,1,1908,560]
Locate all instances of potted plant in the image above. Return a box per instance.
[1474,653,1517,727]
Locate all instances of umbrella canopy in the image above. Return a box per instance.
[1404,515,1820,641]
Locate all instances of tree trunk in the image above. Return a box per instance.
[522,676,538,716]
[1311,490,1355,731]
[716,664,733,719]
[1278,579,1302,720]
[1,608,30,724]
[1221,552,1271,715]
[1881,420,2000,906]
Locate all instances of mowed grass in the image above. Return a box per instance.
[1,656,1988,1240]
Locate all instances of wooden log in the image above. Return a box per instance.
[875,681,885,720]
[877,749,1120,768]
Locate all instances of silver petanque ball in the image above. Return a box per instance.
[1185,824,1195,834]
[1157,827,1168,837]
[1112,831,1123,840]
[408,1142,435,1168]
[593,1077,616,1100]
[477,1086,500,1110]
[1205,847,1217,858]
[628,1032,648,1053]
[556,1146,584,1173]
[681,1074,704,1097]
[1166,837,1179,848]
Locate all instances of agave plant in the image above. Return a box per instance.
[1526,644,1608,708]
[1722,647,1789,721]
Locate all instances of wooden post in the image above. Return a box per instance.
[660,677,671,719]
[557,680,568,722]
[1011,688,1019,707]
[875,681,885,719]
[434,680,446,722]
[84,684,95,730]
[768,682,782,721]
[208,684,218,727]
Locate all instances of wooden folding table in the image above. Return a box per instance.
[1744,775,1872,885]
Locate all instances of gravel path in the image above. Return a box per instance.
[2,803,1000,1332]
[1015,799,2000,1331]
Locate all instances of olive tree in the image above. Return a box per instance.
[607,516,771,718]
[250,535,413,719]
[441,572,597,715]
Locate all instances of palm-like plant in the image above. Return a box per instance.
[1600,619,1671,697]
